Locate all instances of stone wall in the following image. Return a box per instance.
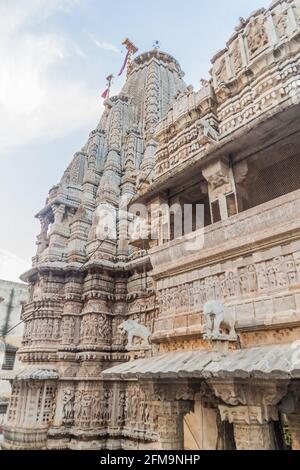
[150,190,300,343]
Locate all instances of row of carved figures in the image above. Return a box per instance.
[22,318,61,343]
[22,305,155,347]
[62,389,113,427]
[61,386,154,430]
[158,254,300,314]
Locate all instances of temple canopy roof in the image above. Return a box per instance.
[102,343,300,381]
[0,366,58,381]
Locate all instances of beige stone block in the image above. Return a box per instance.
[252,251,264,263]
[254,299,273,320]
[294,293,300,312]
[289,240,300,254]
[188,313,201,327]
[225,304,237,321]
[281,242,295,255]
[201,267,211,278]
[274,295,296,314]
[155,318,171,332]
[222,260,233,272]
[235,302,255,326]
[210,264,222,275]
[173,315,188,329]
[243,255,254,266]
[187,272,194,283]
[265,246,283,261]
[232,257,245,269]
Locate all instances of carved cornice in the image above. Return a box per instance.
[219,404,278,425]
[208,379,289,407]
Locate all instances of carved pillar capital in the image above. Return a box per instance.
[156,399,193,450]
[148,193,168,247]
[234,159,249,185]
[209,379,288,407]
[51,203,65,224]
[280,383,300,450]
[287,413,300,450]
[209,379,289,450]
[219,404,277,450]
[141,380,194,450]
[219,404,278,425]
[202,159,232,193]
[208,379,246,406]
[202,158,237,221]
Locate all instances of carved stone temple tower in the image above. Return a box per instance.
[4,0,300,451]
[1,50,186,449]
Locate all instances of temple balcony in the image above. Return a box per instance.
[146,187,300,345]
[151,0,300,184]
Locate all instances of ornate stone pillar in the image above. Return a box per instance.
[209,379,288,450]
[46,203,71,260]
[142,381,194,450]
[67,206,91,263]
[280,383,300,450]
[219,405,277,450]
[157,400,192,450]
[202,158,237,222]
[288,412,300,450]
[36,217,49,255]
[148,193,168,247]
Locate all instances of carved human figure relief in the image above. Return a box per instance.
[274,256,288,287]
[286,255,297,284]
[102,390,113,423]
[239,268,249,294]
[198,118,219,144]
[91,392,102,423]
[62,316,75,343]
[273,12,287,39]
[117,391,126,425]
[214,57,227,85]
[231,39,243,73]
[118,319,151,348]
[203,300,237,341]
[246,15,268,57]
[62,389,75,423]
[74,390,83,422]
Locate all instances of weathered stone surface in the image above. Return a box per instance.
[102,343,300,380]
[3,0,300,451]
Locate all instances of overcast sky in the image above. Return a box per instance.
[0,0,271,282]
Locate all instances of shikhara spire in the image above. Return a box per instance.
[1,48,186,449]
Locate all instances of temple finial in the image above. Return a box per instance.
[120,38,138,79]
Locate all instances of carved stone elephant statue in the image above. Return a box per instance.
[203,300,237,341]
[118,319,151,348]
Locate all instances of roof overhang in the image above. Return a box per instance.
[102,343,300,381]
[132,101,300,205]
[0,366,58,381]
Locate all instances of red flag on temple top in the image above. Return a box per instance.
[101,88,109,99]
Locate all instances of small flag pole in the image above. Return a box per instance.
[119,38,138,79]
[101,74,113,100]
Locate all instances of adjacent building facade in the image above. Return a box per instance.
[2,0,300,450]
[0,280,27,428]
